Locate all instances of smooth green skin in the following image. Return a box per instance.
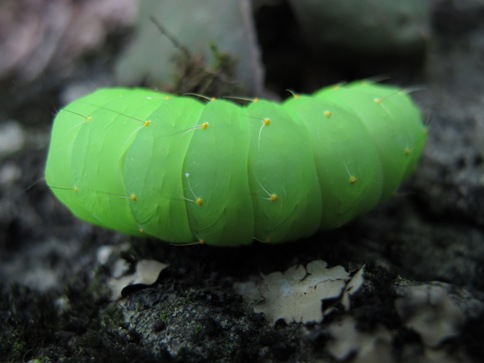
[45,82,426,246]
[313,82,426,200]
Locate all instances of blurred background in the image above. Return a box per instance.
[1,1,484,362]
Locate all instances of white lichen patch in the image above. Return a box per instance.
[327,315,393,363]
[96,243,130,265]
[108,259,169,300]
[395,284,465,347]
[234,260,365,325]
[342,265,365,311]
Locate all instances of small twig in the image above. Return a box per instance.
[149,16,191,60]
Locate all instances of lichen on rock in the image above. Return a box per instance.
[235,260,364,324]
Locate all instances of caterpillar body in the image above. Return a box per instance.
[45,81,426,246]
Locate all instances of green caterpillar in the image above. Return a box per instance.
[45,81,426,246]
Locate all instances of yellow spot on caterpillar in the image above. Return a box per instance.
[374,97,382,105]
[404,147,411,156]
[257,179,279,204]
[196,197,203,207]
[349,175,357,184]
[165,96,171,100]
[210,97,217,102]
[286,89,299,99]
[144,120,151,127]
[85,116,92,122]
[199,239,206,245]
[183,122,209,134]
[139,228,145,233]
[324,111,332,118]
[130,194,137,202]
[333,84,341,90]
[73,186,79,193]
[257,118,271,148]
[224,96,259,103]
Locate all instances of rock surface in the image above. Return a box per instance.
[0,0,483,362]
